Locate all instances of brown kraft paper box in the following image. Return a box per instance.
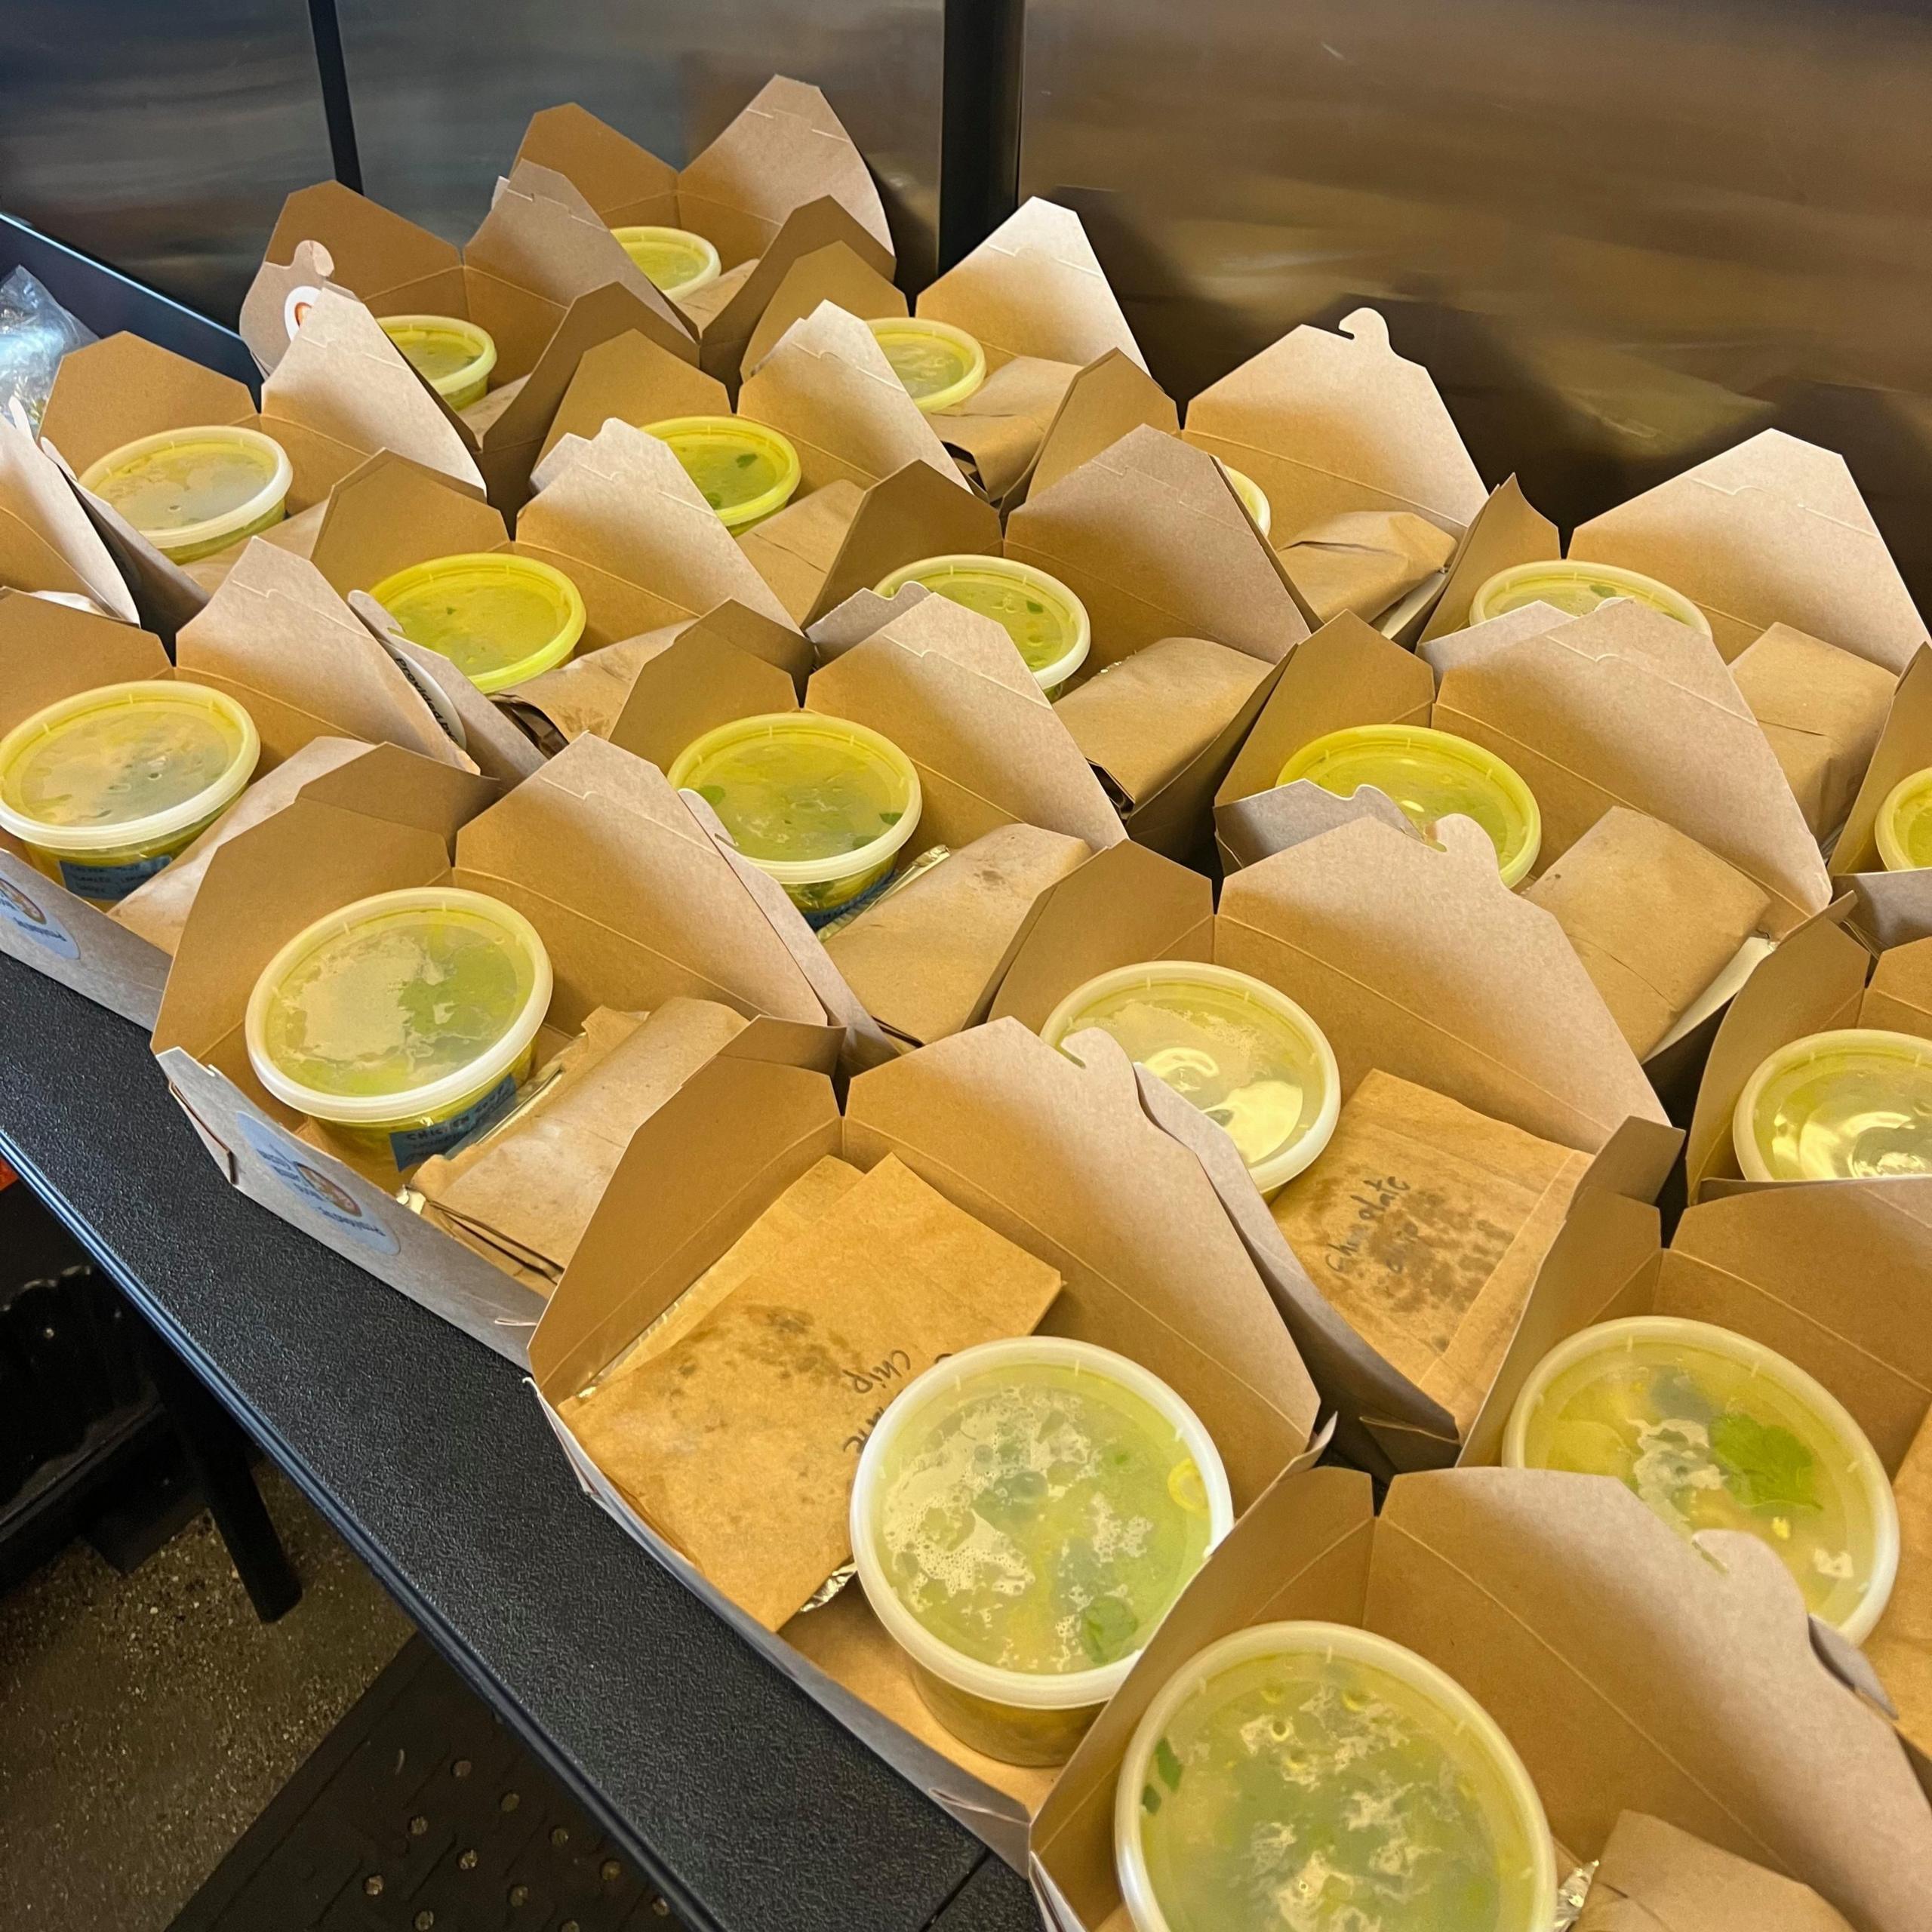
[1832,644,1932,949]
[0,558,485,1026]
[989,813,1678,1475]
[40,290,486,638]
[238,152,700,512]
[1577,1811,1857,1932]
[532,1018,1324,1863]
[149,734,863,1361]
[1420,426,1929,672]
[1028,1462,1932,1932]
[0,411,137,619]
[511,79,895,386]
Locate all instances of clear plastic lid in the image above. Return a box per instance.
[1876,765,1932,872]
[1276,723,1543,887]
[1117,1621,1557,1932]
[851,1337,1233,1711]
[79,424,293,560]
[1733,1026,1932,1182]
[245,888,553,1128]
[1216,460,1272,538]
[1042,961,1340,1192]
[1469,558,1712,637]
[667,711,921,887]
[377,313,497,403]
[611,226,721,303]
[643,414,802,530]
[1503,1315,1900,1641]
[873,552,1092,692]
[368,552,586,696]
[866,315,988,414]
[0,680,260,856]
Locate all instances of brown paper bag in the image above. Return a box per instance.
[1523,808,1773,1059]
[1578,1812,1858,1932]
[823,824,1091,1046]
[1053,637,1273,809]
[1730,622,1900,838]
[1276,509,1457,626]
[414,999,746,1279]
[1268,1069,1589,1430]
[563,1153,1063,1628]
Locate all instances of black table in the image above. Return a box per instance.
[0,952,1036,1932]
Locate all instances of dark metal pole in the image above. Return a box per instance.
[939,0,1025,269]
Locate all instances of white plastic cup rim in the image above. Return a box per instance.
[245,887,554,1128]
[1500,1313,1900,1644]
[1040,959,1342,1192]
[848,1335,1235,1712]
[873,552,1093,694]
[1730,1026,1932,1183]
[1468,557,1712,639]
[0,679,260,857]
[1113,1620,1558,1932]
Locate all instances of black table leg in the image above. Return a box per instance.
[137,1321,301,1623]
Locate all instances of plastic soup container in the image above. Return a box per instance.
[644,415,801,531]
[1217,460,1272,538]
[866,316,987,414]
[1042,961,1340,1193]
[1469,559,1711,637]
[0,681,260,903]
[851,1337,1233,1767]
[368,552,586,696]
[378,315,497,409]
[1876,765,1932,872]
[1117,1622,1557,1932]
[667,712,921,925]
[80,425,293,563]
[611,226,721,303]
[246,888,552,1172]
[1275,723,1542,887]
[873,554,1091,696]
[1503,1316,1899,1641]
[1732,1027,1932,1183]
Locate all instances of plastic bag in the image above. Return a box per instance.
[0,267,96,433]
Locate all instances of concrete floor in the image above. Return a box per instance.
[0,1466,411,1932]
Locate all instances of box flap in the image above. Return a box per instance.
[1184,308,1489,546]
[512,103,680,229]
[0,590,166,729]
[257,180,463,334]
[1573,429,1929,673]
[607,626,798,772]
[739,302,965,496]
[807,600,1128,854]
[1023,351,1179,505]
[1583,1811,1860,1932]
[1419,475,1563,644]
[0,417,138,618]
[1684,907,1874,1196]
[917,198,1143,372]
[306,450,504,595]
[0,847,169,1027]
[41,333,254,473]
[740,240,906,379]
[801,459,1002,627]
[176,540,470,769]
[1004,425,1312,671]
[1219,816,1678,1180]
[1434,599,1834,934]
[675,76,893,269]
[537,328,730,466]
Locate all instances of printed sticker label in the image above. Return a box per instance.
[0,873,81,960]
[235,1113,401,1254]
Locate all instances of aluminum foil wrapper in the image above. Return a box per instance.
[1553,1861,1598,1928]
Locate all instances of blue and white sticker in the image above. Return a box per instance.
[57,850,174,903]
[0,872,81,960]
[234,1112,401,1254]
[388,1073,518,1169]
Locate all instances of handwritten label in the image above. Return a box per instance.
[1322,1173,1414,1279]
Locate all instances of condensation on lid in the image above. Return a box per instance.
[78,424,292,560]
[378,314,497,405]
[1733,1026,1932,1183]
[1469,558,1711,638]
[368,552,586,696]
[0,680,259,853]
[873,552,1091,690]
[866,315,988,414]
[643,414,802,530]
[1276,723,1543,887]
[611,225,721,302]
[1876,765,1932,872]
